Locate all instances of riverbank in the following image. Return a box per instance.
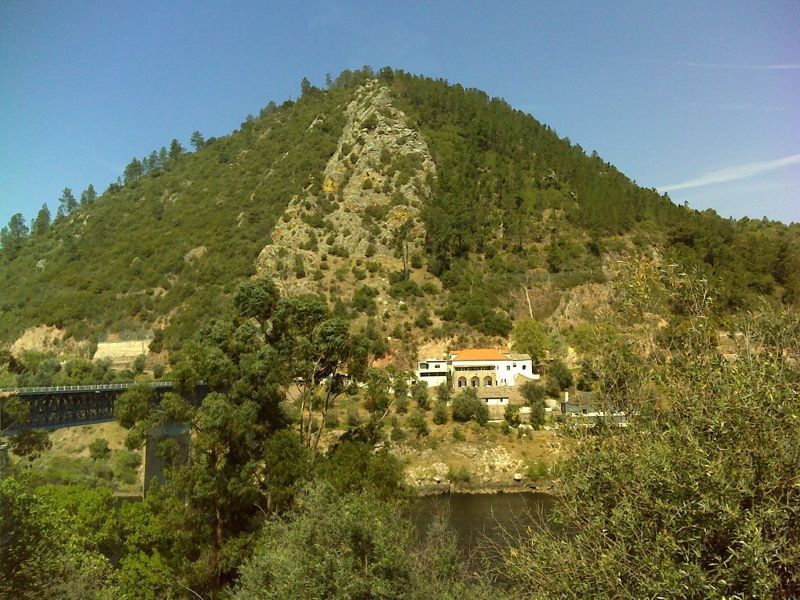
[413,478,560,497]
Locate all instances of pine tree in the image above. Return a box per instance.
[58,188,77,215]
[31,204,51,236]
[190,131,205,151]
[80,184,97,206]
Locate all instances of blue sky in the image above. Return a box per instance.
[1,1,798,228]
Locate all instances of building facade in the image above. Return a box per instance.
[415,348,539,393]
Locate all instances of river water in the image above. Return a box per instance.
[410,492,557,562]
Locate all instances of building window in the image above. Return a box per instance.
[522,365,527,370]
[458,377,467,388]
[484,376,492,386]
[506,365,511,371]
[470,376,480,387]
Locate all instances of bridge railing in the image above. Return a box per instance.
[0,381,175,395]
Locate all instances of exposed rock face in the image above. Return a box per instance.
[256,80,435,292]
[9,325,91,358]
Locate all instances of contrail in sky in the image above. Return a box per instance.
[658,154,800,193]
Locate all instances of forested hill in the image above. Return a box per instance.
[1,67,798,354]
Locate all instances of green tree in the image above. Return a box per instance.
[168,139,184,161]
[123,157,144,184]
[190,131,205,151]
[406,410,430,439]
[0,477,116,598]
[505,274,800,598]
[364,367,392,417]
[132,353,146,375]
[435,381,452,404]
[450,388,488,425]
[79,184,97,206]
[546,358,573,391]
[412,380,430,410]
[89,437,110,461]
[511,318,551,363]
[504,405,520,427]
[235,482,488,599]
[520,380,546,428]
[57,187,77,215]
[432,401,448,425]
[0,213,29,259]
[31,204,51,236]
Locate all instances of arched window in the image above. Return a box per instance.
[458,377,467,388]
[484,376,492,386]
[471,376,480,387]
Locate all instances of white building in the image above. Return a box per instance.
[415,348,539,391]
[415,358,449,387]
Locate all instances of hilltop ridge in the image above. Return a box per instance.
[1,67,798,363]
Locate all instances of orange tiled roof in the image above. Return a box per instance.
[450,348,510,362]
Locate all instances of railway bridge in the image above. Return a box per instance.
[0,381,182,430]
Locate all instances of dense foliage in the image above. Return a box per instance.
[2,67,797,351]
[505,267,800,598]
[0,80,350,348]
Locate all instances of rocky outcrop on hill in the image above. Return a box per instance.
[256,80,435,292]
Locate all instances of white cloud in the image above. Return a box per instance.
[658,154,800,193]
[683,61,800,70]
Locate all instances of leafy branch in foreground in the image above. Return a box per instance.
[505,263,800,599]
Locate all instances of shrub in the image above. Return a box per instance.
[414,310,432,329]
[89,437,110,461]
[394,396,408,414]
[447,465,471,485]
[432,402,448,425]
[520,381,546,404]
[324,410,339,428]
[152,362,165,378]
[346,406,360,428]
[412,381,430,410]
[547,358,573,391]
[390,427,406,442]
[451,389,488,425]
[451,426,465,441]
[525,460,549,481]
[407,411,430,439]
[132,354,146,375]
[504,405,521,427]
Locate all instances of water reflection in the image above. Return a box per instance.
[410,492,557,561]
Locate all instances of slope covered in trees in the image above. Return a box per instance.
[1,67,797,354]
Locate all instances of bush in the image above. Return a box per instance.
[394,396,408,414]
[406,411,430,439]
[447,465,471,485]
[451,389,488,426]
[504,405,520,427]
[152,362,165,378]
[346,406,360,428]
[525,460,549,481]
[414,310,432,329]
[547,358,573,391]
[390,427,406,442]
[115,448,141,471]
[132,354,146,375]
[412,381,430,410]
[451,426,465,441]
[89,437,110,461]
[432,402,448,425]
[324,410,340,428]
